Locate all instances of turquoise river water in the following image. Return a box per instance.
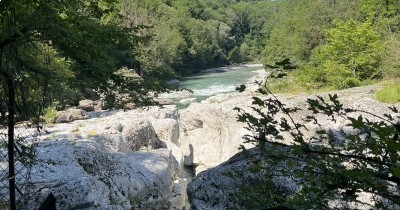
[160,64,264,107]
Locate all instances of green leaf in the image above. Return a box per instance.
[348,116,364,129]
[387,141,400,151]
[391,167,400,179]
[389,106,399,113]
[236,84,246,93]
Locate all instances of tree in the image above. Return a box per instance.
[320,20,382,79]
[1,0,175,114]
[0,1,173,208]
[262,0,361,68]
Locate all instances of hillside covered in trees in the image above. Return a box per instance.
[115,0,400,96]
[2,0,400,114]
[122,0,400,81]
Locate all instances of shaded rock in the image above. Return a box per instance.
[121,120,163,151]
[49,177,109,210]
[20,141,184,210]
[78,99,95,112]
[170,178,187,209]
[155,98,173,105]
[188,148,299,210]
[83,89,101,101]
[53,108,88,123]
[98,130,125,152]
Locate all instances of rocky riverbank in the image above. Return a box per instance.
[7,106,185,210]
[3,67,398,210]
[185,85,400,209]
[0,67,267,210]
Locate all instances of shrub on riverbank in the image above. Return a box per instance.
[376,82,400,104]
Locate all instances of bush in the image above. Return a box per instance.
[295,65,327,89]
[376,83,400,104]
[266,76,305,94]
[44,106,57,124]
[290,20,384,91]
[336,77,362,89]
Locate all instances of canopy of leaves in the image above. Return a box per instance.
[118,0,272,75]
[0,0,171,118]
[262,0,400,91]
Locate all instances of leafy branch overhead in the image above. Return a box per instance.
[235,86,400,209]
[0,0,176,117]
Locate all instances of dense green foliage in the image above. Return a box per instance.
[117,0,400,90]
[263,0,400,91]
[0,0,280,116]
[117,0,271,75]
[3,0,398,115]
[0,0,175,118]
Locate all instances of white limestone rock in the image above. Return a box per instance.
[169,178,188,210]
[20,141,183,210]
[54,108,88,123]
[78,99,96,112]
[151,118,180,145]
[179,98,253,174]
[121,120,163,151]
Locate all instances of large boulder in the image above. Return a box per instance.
[78,99,96,112]
[186,85,400,210]
[121,120,163,151]
[45,106,182,160]
[20,140,184,210]
[187,148,299,210]
[53,108,88,123]
[178,93,253,174]
[178,85,399,174]
[4,106,187,210]
[151,118,182,164]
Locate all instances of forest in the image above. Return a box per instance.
[116,0,400,91]
[1,0,400,113]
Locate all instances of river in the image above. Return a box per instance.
[159,64,264,108]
